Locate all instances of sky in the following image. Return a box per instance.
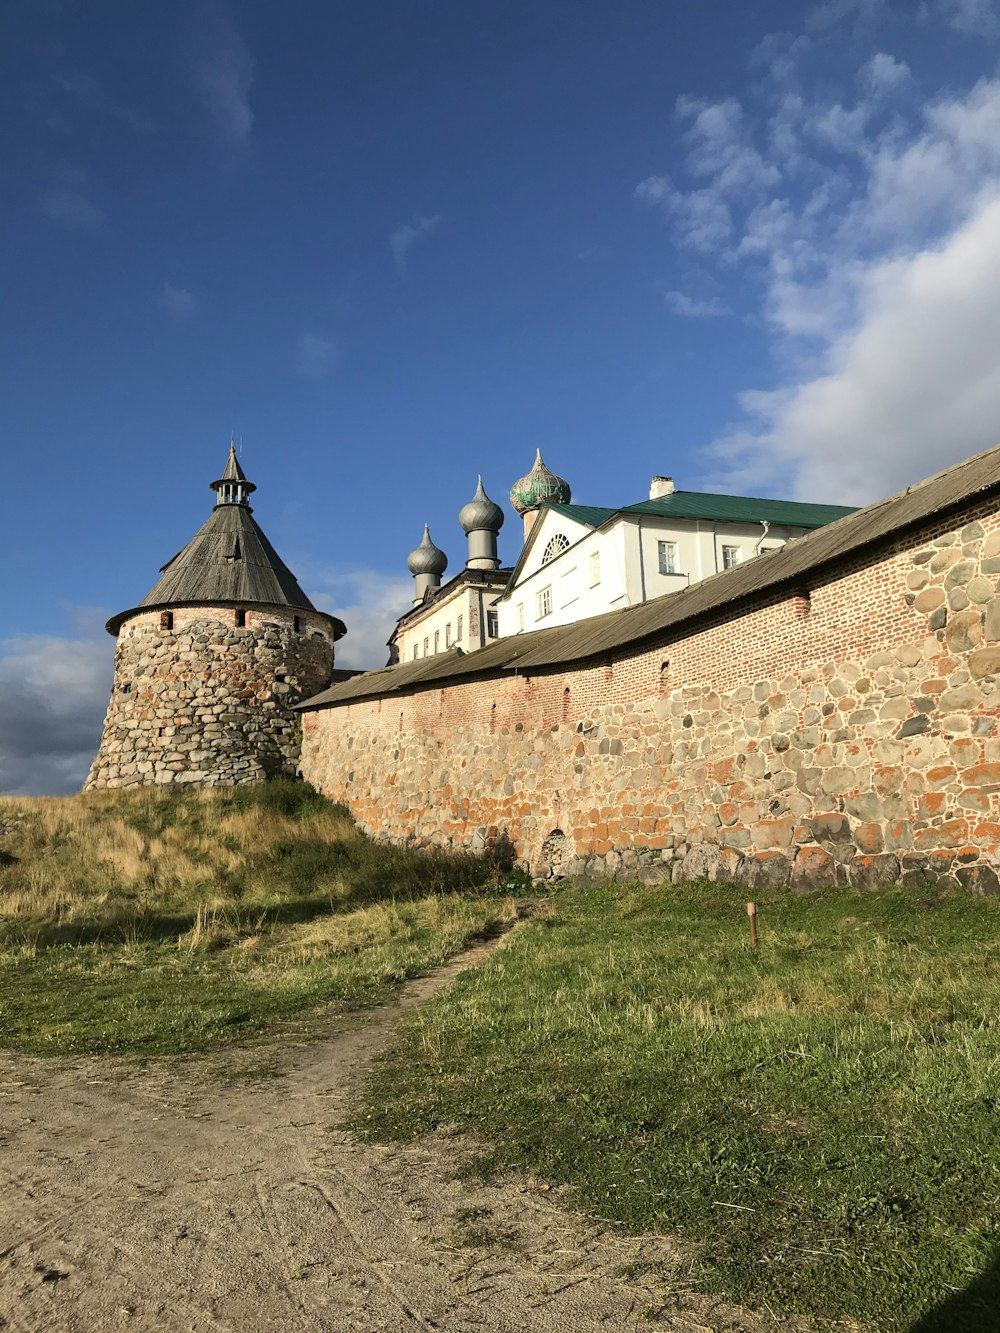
[5,0,1000,793]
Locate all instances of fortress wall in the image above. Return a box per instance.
[86,605,333,790]
[301,493,1000,891]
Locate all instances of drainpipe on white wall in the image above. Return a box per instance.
[636,516,647,603]
[754,519,771,554]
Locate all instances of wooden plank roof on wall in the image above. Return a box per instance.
[297,441,1000,710]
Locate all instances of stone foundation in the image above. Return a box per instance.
[300,501,1000,891]
[86,604,334,789]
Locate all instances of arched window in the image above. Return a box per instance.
[542,533,570,564]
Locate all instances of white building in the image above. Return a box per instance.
[388,479,510,664]
[496,469,855,638]
[387,453,856,660]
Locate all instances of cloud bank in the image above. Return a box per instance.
[638,14,1000,503]
[0,635,112,796]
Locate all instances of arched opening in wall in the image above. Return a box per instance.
[561,686,571,722]
[294,616,301,633]
[539,828,569,880]
[659,660,670,694]
[160,611,173,630]
[604,657,614,683]
[235,608,247,628]
[490,701,497,732]
[792,589,812,618]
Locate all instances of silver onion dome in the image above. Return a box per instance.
[509,449,571,516]
[406,525,448,576]
[458,476,505,535]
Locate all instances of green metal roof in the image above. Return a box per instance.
[546,503,617,527]
[618,491,856,528]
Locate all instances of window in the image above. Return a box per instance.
[456,614,464,642]
[722,545,742,569]
[160,611,173,630]
[445,623,452,648]
[516,602,525,632]
[293,616,301,633]
[589,551,601,585]
[423,636,429,656]
[537,586,553,619]
[658,541,678,575]
[235,608,246,627]
[487,610,499,637]
[412,644,419,660]
[542,534,570,564]
[434,630,440,653]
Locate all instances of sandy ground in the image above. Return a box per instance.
[0,941,844,1333]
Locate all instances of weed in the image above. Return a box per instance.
[353,879,1000,1332]
[0,781,516,1057]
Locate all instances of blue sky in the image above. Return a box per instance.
[5,0,1000,792]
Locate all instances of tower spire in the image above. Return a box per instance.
[210,438,256,508]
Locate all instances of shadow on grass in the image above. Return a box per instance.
[909,1251,1000,1332]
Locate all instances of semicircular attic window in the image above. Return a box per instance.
[542,534,570,564]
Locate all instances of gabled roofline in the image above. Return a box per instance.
[298,439,1000,709]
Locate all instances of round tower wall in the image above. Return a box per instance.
[85,605,334,790]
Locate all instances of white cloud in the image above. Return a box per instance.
[195,8,253,152]
[637,20,1000,505]
[295,332,339,379]
[0,634,112,796]
[660,289,730,318]
[936,0,1000,36]
[858,52,910,98]
[390,213,442,272]
[39,165,105,231]
[305,568,413,671]
[161,283,196,320]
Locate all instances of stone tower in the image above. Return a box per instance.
[85,444,346,790]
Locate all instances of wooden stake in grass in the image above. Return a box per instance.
[747,901,758,950]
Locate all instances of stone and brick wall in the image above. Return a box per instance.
[300,498,1000,891]
[86,605,333,789]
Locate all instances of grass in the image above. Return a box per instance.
[0,781,519,1056]
[352,880,1000,1332]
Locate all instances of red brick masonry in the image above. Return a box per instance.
[301,499,1000,891]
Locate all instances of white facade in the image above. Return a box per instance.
[395,581,502,661]
[496,507,808,637]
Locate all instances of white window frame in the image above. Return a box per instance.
[722,544,742,569]
[658,540,678,575]
[589,551,601,586]
[456,614,463,642]
[445,623,452,648]
[537,585,553,619]
[516,602,525,632]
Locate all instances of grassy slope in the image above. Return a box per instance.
[0,782,517,1056]
[354,882,1000,1332]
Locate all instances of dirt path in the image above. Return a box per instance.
[0,941,835,1333]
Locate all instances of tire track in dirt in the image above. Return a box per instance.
[0,936,837,1333]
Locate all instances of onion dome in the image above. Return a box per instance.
[509,449,571,515]
[406,525,448,576]
[458,476,505,535]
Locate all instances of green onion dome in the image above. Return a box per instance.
[509,450,571,516]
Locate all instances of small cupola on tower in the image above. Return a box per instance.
[211,438,257,508]
[509,450,571,538]
[458,476,505,570]
[407,525,448,605]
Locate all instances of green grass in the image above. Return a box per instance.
[353,881,1000,1331]
[0,781,518,1057]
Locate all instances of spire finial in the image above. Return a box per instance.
[211,438,256,508]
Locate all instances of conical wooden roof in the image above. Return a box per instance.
[106,449,343,637]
